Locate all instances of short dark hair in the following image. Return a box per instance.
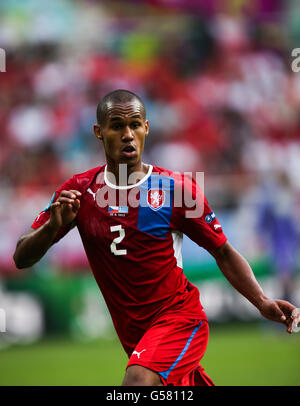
[96,89,146,126]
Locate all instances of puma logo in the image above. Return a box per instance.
[132,349,146,359]
[87,188,97,201]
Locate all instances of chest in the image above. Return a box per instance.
[76,184,174,242]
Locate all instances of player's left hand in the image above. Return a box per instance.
[258,299,297,334]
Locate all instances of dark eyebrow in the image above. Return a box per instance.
[109,117,124,122]
[109,115,143,122]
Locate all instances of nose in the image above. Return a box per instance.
[121,125,134,141]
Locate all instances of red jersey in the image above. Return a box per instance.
[32,164,227,355]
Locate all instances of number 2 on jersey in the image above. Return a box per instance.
[110,225,127,256]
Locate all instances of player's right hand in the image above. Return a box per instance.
[258,298,297,334]
[49,190,81,230]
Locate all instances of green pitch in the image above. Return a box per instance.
[0,322,299,386]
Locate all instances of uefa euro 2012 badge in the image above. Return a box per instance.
[291,308,300,333]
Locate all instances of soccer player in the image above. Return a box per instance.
[13,90,298,386]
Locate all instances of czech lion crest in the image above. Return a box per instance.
[147,189,165,210]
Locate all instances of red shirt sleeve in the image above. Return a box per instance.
[171,173,227,251]
[31,176,77,244]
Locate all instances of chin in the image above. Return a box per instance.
[119,155,139,165]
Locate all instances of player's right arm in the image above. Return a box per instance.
[13,190,81,269]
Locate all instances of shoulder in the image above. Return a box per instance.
[151,165,194,188]
[151,165,183,182]
[151,165,205,205]
[69,165,105,190]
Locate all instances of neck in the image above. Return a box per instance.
[106,161,148,186]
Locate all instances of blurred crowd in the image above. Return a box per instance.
[1,0,300,273]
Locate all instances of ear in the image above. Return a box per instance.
[144,120,149,136]
[94,124,103,141]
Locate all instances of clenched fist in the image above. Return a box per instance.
[49,189,81,230]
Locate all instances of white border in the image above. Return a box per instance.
[104,164,153,190]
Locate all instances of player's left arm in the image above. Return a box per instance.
[208,240,297,334]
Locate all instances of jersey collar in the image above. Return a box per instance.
[104,164,153,190]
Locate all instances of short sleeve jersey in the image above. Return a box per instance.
[32,164,227,355]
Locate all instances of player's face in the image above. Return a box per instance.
[94,101,149,169]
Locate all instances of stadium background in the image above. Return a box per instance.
[0,0,299,385]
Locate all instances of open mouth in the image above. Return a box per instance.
[122,144,135,152]
[121,144,136,157]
